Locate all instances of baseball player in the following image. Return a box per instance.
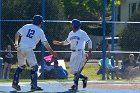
[12,15,56,91]
[53,19,92,90]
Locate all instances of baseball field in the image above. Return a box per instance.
[0,63,140,93]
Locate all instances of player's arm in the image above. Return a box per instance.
[5,54,10,58]
[83,31,92,59]
[43,41,56,57]
[14,25,24,49]
[39,30,56,57]
[87,40,92,50]
[53,40,69,45]
[86,39,92,59]
[53,32,71,46]
[14,32,20,49]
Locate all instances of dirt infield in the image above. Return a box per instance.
[88,83,140,90]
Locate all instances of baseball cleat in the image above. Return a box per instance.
[82,77,88,88]
[12,84,21,91]
[31,86,43,91]
[69,85,78,91]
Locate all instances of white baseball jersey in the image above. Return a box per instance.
[65,29,92,74]
[66,29,91,50]
[17,24,47,67]
[18,24,47,49]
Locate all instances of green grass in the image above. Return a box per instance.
[9,63,101,80]
[2,63,101,82]
[1,62,140,83]
[65,63,102,81]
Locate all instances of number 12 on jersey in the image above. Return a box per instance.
[26,29,35,39]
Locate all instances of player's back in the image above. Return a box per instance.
[18,24,44,49]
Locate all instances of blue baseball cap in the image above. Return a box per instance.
[72,19,81,29]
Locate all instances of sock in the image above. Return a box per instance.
[74,74,79,86]
[13,67,23,85]
[79,74,86,79]
[30,70,37,87]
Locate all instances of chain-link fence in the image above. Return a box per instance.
[0,0,140,81]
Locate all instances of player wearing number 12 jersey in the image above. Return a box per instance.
[12,15,56,91]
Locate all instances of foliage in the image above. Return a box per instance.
[119,7,140,51]
[1,0,122,50]
[59,0,102,20]
[59,0,121,20]
[115,0,121,6]
[1,0,68,50]
[59,0,120,36]
[107,0,120,12]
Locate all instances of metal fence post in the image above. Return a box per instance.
[41,0,45,79]
[0,57,3,79]
[0,0,2,56]
[102,0,107,80]
[111,0,115,80]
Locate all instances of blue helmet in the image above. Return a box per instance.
[72,19,81,29]
[33,15,43,25]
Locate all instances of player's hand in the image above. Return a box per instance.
[53,40,60,45]
[87,49,92,59]
[85,53,89,60]
[14,44,19,50]
[51,52,57,57]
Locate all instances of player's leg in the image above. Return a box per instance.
[78,52,88,88]
[80,74,88,88]
[30,65,43,90]
[26,49,43,91]
[69,51,87,90]
[12,65,25,90]
[69,74,79,91]
[106,68,110,80]
[6,63,12,79]
[3,62,8,79]
[113,67,120,79]
[97,66,103,75]
[73,73,87,88]
[12,48,26,91]
[69,52,78,90]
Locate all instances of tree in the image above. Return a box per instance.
[59,0,102,20]
[1,0,68,51]
[59,0,121,20]
[59,0,121,36]
[119,7,140,51]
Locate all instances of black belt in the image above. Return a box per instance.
[71,49,83,52]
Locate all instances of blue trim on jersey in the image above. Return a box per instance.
[70,36,80,40]
[86,40,90,44]
[17,32,22,36]
[65,39,69,43]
